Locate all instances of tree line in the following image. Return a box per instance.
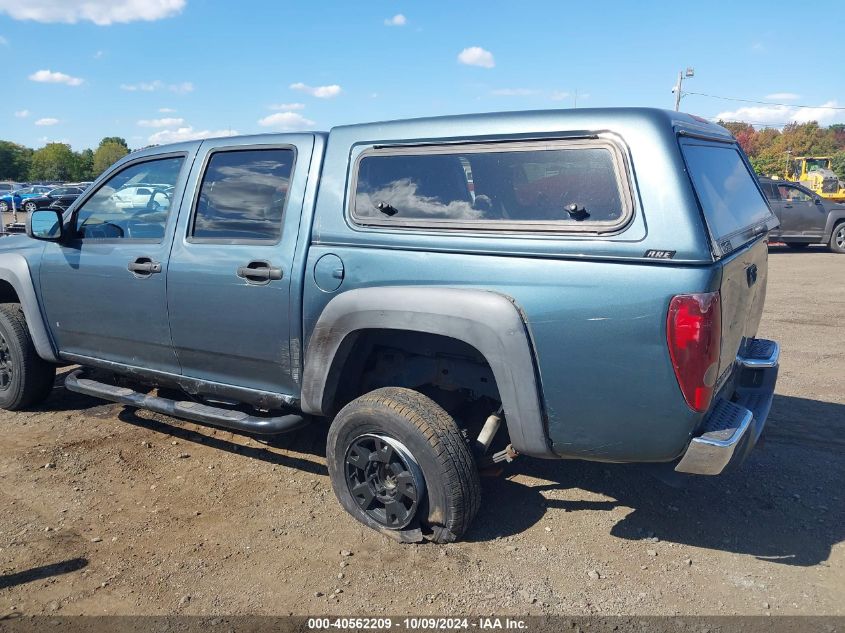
[2,120,845,184]
[718,121,845,179]
[0,137,130,182]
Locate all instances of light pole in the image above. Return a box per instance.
[673,67,694,111]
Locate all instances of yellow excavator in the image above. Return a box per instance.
[784,156,845,202]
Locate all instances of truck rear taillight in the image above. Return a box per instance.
[666,292,721,413]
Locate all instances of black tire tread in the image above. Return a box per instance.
[830,222,845,254]
[336,387,481,541]
[0,303,56,410]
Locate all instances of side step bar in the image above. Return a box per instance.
[65,370,308,435]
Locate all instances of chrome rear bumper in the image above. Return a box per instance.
[675,338,779,475]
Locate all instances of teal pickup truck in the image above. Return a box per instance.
[0,108,780,542]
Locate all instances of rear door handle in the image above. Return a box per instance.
[128,257,162,276]
[237,261,283,284]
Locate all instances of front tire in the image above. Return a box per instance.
[23,201,37,213]
[0,201,8,213]
[327,387,481,543]
[0,304,56,410]
[830,223,845,254]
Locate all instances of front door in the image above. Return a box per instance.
[39,152,192,373]
[166,136,313,396]
[776,184,824,237]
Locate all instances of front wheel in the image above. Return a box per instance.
[23,201,37,213]
[0,201,8,213]
[0,304,56,410]
[327,387,481,543]
[830,223,845,254]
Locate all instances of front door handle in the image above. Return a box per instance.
[128,257,162,276]
[237,261,283,284]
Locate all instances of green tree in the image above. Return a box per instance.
[831,151,845,181]
[93,141,129,175]
[99,137,129,150]
[74,148,95,181]
[29,143,78,181]
[0,141,33,181]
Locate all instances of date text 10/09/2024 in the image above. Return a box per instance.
[307,618,528,630]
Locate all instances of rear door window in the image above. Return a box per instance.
[681,142,775,247]
[351,139,632,233]
[190,148,295,241]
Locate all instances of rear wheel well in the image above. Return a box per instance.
[330,329,503,436]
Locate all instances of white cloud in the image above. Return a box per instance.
[384,14,406,26]
[14,109,29,117]
[0,0,185,25]
[170,81,193,94]
[764,92,800,101]
[257,111,315,131]
[268,102,305,111]
[121,80,193,94]
[93,50,104,59]
[137,117,184,128]
[29,69,83,86]
[158,107,176,113]
[290,82,341,98]
[121,80,163,92]
[0,34,8,45]
[491,88,538,96]
[715,101,844,126]
[550,91,570,101]
[458,46,494,68]
[147,126,237,145]
[35,117,59,126]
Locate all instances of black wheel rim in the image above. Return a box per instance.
[344,434,424,529]
[0,332,13,392]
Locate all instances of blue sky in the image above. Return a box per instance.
[1,0,843,151]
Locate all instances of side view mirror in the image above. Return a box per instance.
[814,197,823,205]
[26,209,64,241]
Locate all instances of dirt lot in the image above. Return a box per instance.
[0,245,842,616]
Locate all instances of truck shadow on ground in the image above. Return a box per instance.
[39,377,843,565]
[469,394,844,567]
[115,408,330,477]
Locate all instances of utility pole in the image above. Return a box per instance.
[673,67,695,111]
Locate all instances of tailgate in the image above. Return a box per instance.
[716,236,768,381]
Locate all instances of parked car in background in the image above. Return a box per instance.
[759,177,845,253]
[0,182,22,193]
[0,186,52,213]
[20,186,85,213]
[109,184,174,210]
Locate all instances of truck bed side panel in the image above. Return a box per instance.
[303,246,719,462]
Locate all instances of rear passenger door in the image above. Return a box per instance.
[166,136,314,397]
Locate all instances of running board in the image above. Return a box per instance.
[65,370,308,435]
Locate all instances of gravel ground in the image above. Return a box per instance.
[0,245,842,616]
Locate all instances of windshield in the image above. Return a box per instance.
[681,142,775,246]
[804,158,830,172]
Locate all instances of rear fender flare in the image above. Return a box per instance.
[823,211,845,242]
[301,287,553,458]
